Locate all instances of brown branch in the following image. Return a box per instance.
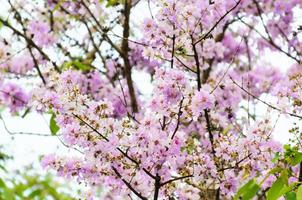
[171,34,176,68]
[112,166,148,200]
[191,34,218,170]
[229,76,302,120]
[276,24,301,59]
[171,98,184,140]
[81,19,103,59]
[160,174,193,187]
[210,37,244,94]
[244,36,252,70]
[0,18,60,72]
[160,116,167,131]
[73,114,109,142]
[0,47,26,66]
[191,35,218,195]
[28,46,46,85]
[81,0,140,113]
[239,18,301,64]
[79,0,124,56]
[191,37,201,90]
[108,33,152,47]
[194,0,242,45]
[253,0,301,64]
[0,114,55,137]
[204,109,216,157]
[2,4,48,84]
[0,90,28,105]
[217,153,252,172]
[174,56,197,73]
[153,174,161,200]
[72,114,156,180]
[121,0,139,113]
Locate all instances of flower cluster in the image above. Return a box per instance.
[28,20,55,47]
[0,82,29,113]
[0,0,302,199]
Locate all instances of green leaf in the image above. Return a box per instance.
[266,177,286,200]
[272,152,281,163]
[0,178,6,188]
[28,189,42,198]
[284,144,291,150]
[278,183,300,199]
[73,60,92,72]
[234,179,260,200]
[242,183,260,200]
[3,188,14,200]
[280,169,289,185]
[297,185,302,200]
[269,167,283,175]
[62,61,73,69]
[13,183,28,196]
[106,0,119,7]
[292,152,302,166]
[50,114,59,135]
[61,60,92,72]
[286,192,297,200]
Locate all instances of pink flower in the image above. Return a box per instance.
[143,18,156,33]
[41,154,56,169]
[0,82,29,112]
[28,20,54,47]
[191,88,215,118]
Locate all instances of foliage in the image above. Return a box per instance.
[235,145,302,200]
[0,149,75,200]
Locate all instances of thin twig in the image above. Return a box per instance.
[229,76,302,120]
[194,0,242,45]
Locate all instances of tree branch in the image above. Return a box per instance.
[171,98,184,140]
[112,166,148,200]
[160,174,193,187]
[229,76,302,120]
[194,0,242,45]
[121,0,139,113]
